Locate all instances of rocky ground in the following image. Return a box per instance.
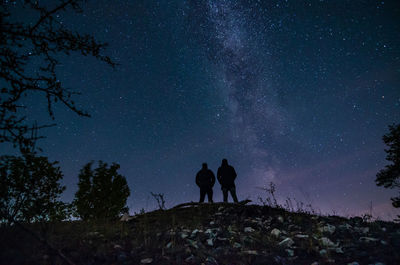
[1,202,400,265]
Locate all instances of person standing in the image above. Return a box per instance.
[217,159,239,203]
[195,163,215,203]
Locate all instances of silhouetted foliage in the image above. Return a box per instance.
[0,154,69,224]
[0,0,115,153]
[376,123,400,210]
[74,161,130,220]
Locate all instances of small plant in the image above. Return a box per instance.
[150,192,166,210]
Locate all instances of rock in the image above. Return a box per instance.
[181,232,189,239]
[244,227,255,233]
[361,227,369,233]
[205,256,219,265]
[295,234,309,239]
[359,237,379,243]
[271,228,281,238]
[120,213,133,221]
[286,249,294,257]
[311,262,319,265]
[166,241,173,248]
[278,237,294,248]
[277,216,284,223]
[140,258,153,264]
[319,249,327,256]
[319,237,338,248]
[347,262,359,265]
[186,239,199,249]
[241,250,258,255]
[335,247,344,254]
[233,242,241,248]
[114,244,123,249]
[210,221,215,225]
[207,238,214,246]
[380,240,388,245]
[319,224,336,234]
[185,255,196,262]
[191,229,199,237]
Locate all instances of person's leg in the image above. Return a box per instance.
[222,188,228,202]
[199,188,206,203]
[207,188,214,203]
[230,187,239,203]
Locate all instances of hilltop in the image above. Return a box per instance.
[1,202,400,265]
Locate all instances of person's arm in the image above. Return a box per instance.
[232,167,237,180]
[196,172,200,187]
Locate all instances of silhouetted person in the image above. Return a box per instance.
[196,163,215,203]
[217,159,239,203]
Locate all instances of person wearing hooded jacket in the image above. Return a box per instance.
[217,159,239,203]
[195,163,215,203]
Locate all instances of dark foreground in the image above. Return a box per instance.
[1,203,400,265]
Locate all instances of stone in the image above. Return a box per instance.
[311,262,319,265]
[166,241,173,248]
[271,228,281,238]
[278,237,294,248]
[277,216,284,223]
[286,249,294,257]
[320,237,338,248]
[181,232,189,239]
[319,224,336,234]
[210,221,215,225]
[241,250,258,255]
[359,237,379,243]
[140,258,153,264]
[319,249,327,256]
[347,262,359,265]
[205,256,218,265]
[244,227,255,233]
[191,229,199,237]
[335,247,344,254]
[233,242,241,248]
[186,239,199,249]
[295,234,309,239]
[120,213,133,221]
[361,227,369,233]
[207,238,214,246]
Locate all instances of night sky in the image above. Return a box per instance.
[7,0,400,219]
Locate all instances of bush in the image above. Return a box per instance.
[0,154,69,224]
[73,161,130,220]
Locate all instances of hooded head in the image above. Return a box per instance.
[221,159,228,167]
[202,163,208,170]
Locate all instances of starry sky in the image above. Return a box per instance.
[5,0,400,219]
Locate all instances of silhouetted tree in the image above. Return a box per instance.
[0,0,115,153]
[0,154,69,224]
[74,161,130,220]
[376,123,400,211]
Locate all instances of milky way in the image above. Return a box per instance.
[5,0,400,219]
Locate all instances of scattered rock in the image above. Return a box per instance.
[295,234,309,239]
[244,227,255,233]
[207,238,214,246]
[277,216,284,223]
[319,249,327,256]
[319,237,338,248]
[347,262,359,265]
[140,258,153,264]
[359,237,379,243]
[271,228,281,238]
[233,242,241,248]
[241,250,258,255]
[319,224,336,234]
[285,249,294,257]
[278,237,294,248]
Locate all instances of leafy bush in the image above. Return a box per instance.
[0,154,69,224]
[73,161,130,220]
